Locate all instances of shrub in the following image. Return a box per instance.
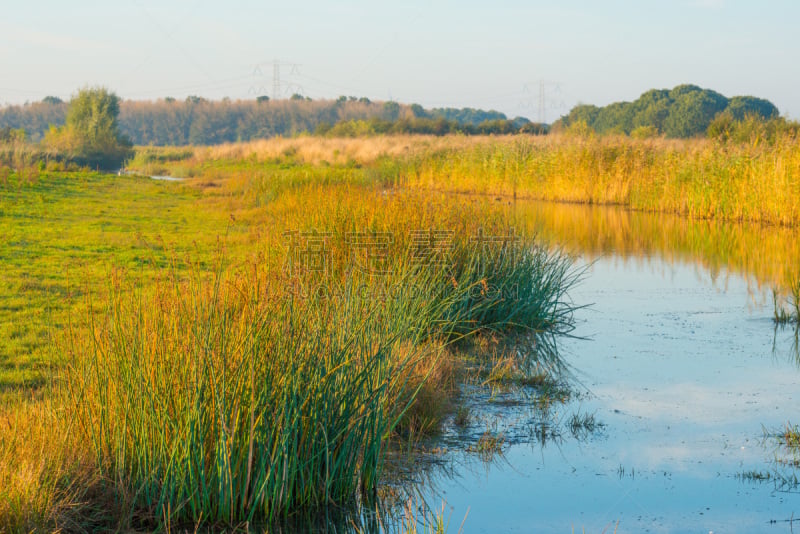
[43,87,132,169]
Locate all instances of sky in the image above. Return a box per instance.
[1,0,799,121]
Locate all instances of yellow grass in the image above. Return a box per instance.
[148,132,800,227]
[397,133,800,226]
[198,134,496,166]
[0,394,101,533]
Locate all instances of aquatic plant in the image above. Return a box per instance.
[466,430,505,461]
[774,277,800,325]
[783,423,800,451]
[56,194,580,529]
[744,424,800,492]
[61,247,453,524]
[567,411,602,440]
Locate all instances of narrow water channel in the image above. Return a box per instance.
[408,201,800,533]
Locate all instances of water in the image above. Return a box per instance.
[149,175,184,182]
[117,169,184,181]
[409,202,800,533]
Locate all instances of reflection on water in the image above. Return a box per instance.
[506,199,800,295]
[774,322,800,367]
[393,199,800,533]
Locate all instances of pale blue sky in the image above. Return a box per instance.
[1,0,798,120]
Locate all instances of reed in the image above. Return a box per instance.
[397,134,800,227]
[133,132,800,227]
[1,138,583,530]
[60,209,579,528]
[64,259,440,526]
[773,277,800,324]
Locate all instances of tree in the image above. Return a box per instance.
[409,103,428,118]
[663,88,727,137]
[43,86,132,169]
[725,96,778,121]
[555,85,779,139]
[381,101,400,121]
[559,104,600,130]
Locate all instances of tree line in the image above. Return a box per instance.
[2,85,796,167]
[0,95,532,146]
[556,84,787,138]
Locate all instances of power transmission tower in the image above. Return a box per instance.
[537,80,544,124]
[273,60,281,100]
[519,80,565,124]
[250,60,303,100]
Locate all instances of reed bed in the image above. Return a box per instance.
[65,262,431,526]
[23,155,580,530]
[60,241,576,528]
[196,135,490,167]
[127,135,493,174]
[397,134,800,226]
[132,132,800,227]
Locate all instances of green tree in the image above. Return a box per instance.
[381,101,400,121]
[409,103,428,118]
[559,104,601,130]
[555,85,780,139]
[43,86,132,168]
[663,88,727,137]
[725,96,778,120]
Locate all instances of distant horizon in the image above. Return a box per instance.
[1,82,791,126]
[2,1,799,120]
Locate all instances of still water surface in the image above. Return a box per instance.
[412,201,799,533]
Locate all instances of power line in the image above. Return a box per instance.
[251,60,303,100]
[519,80,566,123]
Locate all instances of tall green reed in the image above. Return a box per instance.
[65,237,578,529]
[63,187,580,529]
[66,260,447,526]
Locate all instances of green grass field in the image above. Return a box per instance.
[0,172,224,391]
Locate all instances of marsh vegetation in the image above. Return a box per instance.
[0,138,583,531]
[1,125,799,531]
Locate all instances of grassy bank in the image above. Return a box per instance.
[0,171,217,391]
[0,148,580,530]
[135,133,800,227]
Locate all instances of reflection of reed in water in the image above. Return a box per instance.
[772,277,800,365]
[505,199,800,295]
[773,278,800,324]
